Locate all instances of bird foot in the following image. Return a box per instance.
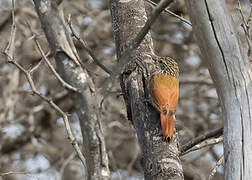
[163,136,172,143]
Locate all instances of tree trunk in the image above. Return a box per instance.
[109,0,184,179]
[33,1,110,179]
[185,0,252,179]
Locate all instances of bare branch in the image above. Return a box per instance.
[67,16,112,75]
[30,59,43,74]
[185,0,252,178]
[3,54,87,173]
[237,0,252,58]
[2,0,87,173]
[145,0,192,26]
[26,22,80,93]
[59,151,76,177]
[0,171,37,179]
[181,136,223,156]
[36,43,80,92]
[4,0,16,59]
[32,1,110,178]
[206,155,224,180]
[180,127,223,154]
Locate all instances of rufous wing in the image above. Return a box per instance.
[149,74,179,142]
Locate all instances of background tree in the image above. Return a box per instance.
[185,0,252,179]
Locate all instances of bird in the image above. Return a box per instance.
[145,52,179,143]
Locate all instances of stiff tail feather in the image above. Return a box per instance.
[160,110,174,143]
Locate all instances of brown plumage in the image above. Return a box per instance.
[146,52,179,143]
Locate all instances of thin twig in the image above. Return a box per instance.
[237,0,252,58]
[36,37,80,92]
[59,151,76,177]
[4,0,16,59]
[25,21,80,93]
[181,136,223,156]
[145,0,192,26]
[101,0,174,94]
[0,171,28,176]
[206,155,224,180]
[4,53,87,172]
[237,0,250,33]
[0,171,37,179]
[67,16,112,75]
[30,59,43,74]
[129,0,174,55]
[3,0,87,172]
[180,127,223,154]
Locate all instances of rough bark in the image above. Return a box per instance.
[109,0,183,179]
[33,1,109,179]
[185,0,252,179]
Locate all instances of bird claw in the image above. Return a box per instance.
[163,136,172,143]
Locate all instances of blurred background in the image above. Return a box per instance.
[0,0,228,179]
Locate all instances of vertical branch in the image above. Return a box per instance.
[109,0,184,179]
[32,0,109,179]
[185,0,252,179]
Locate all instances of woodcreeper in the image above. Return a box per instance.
[146,52,179,142]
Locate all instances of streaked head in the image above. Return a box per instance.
[159,57,179,78]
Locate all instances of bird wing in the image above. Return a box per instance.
[150,74,179,142]
[150,74,179,110]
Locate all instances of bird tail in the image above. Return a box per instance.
[160,111,174,143]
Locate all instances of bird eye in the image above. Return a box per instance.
[162,108,167,115]
[169,110,173,116]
